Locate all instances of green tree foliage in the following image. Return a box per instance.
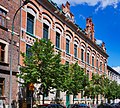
[18,39,66,103]
[63,62,89,103]
[102,76,120,103]
[84,73,103,104]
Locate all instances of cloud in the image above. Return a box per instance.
[52,0,120,11]
[79,14,86,20]
[113,66,120,74]
[96,39,102,45]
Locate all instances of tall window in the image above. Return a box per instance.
[56,32,60,48]
[104,63,106,72]
[43,23,49,40]
[0,78,4,96]
[0,43,5,62]
[27,13,34,34]
[66,39,70,54]
[87,70,89,79]
[0,8,7,28]
[92,56,94,67]
[87,53,89,64]
[81,49,84,62]
[26,44,31,58]
[74,44,77,58]
[100,62,102,71]
[96,59,98,69]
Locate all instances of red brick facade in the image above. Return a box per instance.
[0,0,20,106]
[19,0,109,105]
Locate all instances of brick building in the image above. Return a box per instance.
[107,66,120,103]
[0,0,20,107]
[107,66,120,84]
[19,0,109,106]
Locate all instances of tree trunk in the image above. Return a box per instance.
[108,99,110,103]
[42,94,44,104]
[92,99,94,105]
[73,94,74,104]
[96,95,98,105]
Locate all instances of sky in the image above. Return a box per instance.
[52,0,120,73]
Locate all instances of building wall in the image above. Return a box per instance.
[20,0,108,105]
[0,0,20,106]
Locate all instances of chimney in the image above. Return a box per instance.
[66,1,70,10]
[62,1,70,13]
[85,18,95,42]
[62,1,74,22]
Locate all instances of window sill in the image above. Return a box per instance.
[0,25,8,31]
[74,57,78,60]
[26,31,35,37]
[87,63,90,66]
[66,53,71,56]
[55,47,61,51]
[81,60,84,63]
[0,61,9,66]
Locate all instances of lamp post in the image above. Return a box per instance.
[9,0,29,108]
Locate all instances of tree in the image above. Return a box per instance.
[84,73,103,104]
[18,39,65,104]
[63,62,89,103]
[103,77,119,103]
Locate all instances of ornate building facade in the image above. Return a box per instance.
[19,0,109,106]
[0,0,20,107]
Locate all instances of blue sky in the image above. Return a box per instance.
[53,0,120,73]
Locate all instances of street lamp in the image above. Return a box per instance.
[9,0,29,108]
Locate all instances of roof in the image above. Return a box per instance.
[107,65,120,76]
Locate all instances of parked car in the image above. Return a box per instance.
[72,103,89,108]
[97,103,112,108]
[110,102,120,108]
[67,104,75,108]
[37,104,66,108]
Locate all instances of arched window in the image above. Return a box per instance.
[43,23,49,40]
[66,35,71,54]
[81,49,84,62]
[92,56,94,67]
[87,52,90,65]
[26,7,36,35]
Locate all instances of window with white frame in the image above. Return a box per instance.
[92,56,94,67]
[26,44,31,58]
[100,62,102,71]
[96,59,98,69]
[87,53,89,65]
[0,42,5,62]
[27,13,34,34]
[43,23,49,40]
[66,38,70,54]
[0,40,8,63]
[0,8,7,28]
[74,44,77,58]
[81,49,84,62]
[0,78,4,96]
[56,32,60,49]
